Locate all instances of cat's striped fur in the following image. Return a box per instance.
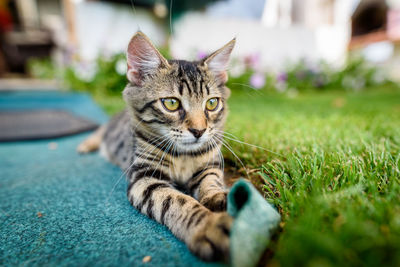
[78,32,235,261]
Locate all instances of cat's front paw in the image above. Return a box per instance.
[201,192,227,212]
[189,212,232,262]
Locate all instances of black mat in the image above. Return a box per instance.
[0,110,98,142]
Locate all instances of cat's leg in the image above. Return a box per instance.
[128,175,232,261]
[188,168,228,212]
[77,125,105,153]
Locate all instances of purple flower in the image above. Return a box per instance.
[63,44,77,65]
[276,72,288,83]
[249,73,266,89]
[244,53,261,70]
[197,51,208,60]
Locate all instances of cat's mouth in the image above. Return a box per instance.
[181,139,201,145]
[173,132,212,151]
[177,138,208,150]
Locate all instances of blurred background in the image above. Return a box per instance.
[0,0,399,94]
[1,2,400,266]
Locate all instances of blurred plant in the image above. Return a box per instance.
[331,57,387,90]
[28,49,394,97]
[226,52,276,91]
[218,48,394,94]
[61,53,127,96]
[271,57,393,93]
[27,58,59,79]
[27,45,175,98]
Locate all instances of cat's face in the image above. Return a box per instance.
[123,32,235,153]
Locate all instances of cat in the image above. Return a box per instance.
[77,31,235,262]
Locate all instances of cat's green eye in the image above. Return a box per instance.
[206,98,219,111]
[161,98,180,111]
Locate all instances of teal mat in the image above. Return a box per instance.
[0,91,222,267]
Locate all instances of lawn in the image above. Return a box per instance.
[92,85,400,266]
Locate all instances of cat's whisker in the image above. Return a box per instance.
[166,136,175,179]
[131,119,144,133]
[172,143,178,177]
[202,139,214,172]
[229,83,265,98]
[105,134,171,204]
[128,0,141,31]
[213,135,250,179]
[106,119,149,194]
[170,137,179,179]
[214,139,225,172]
[136,134,169,158]
[169,0,173,35]
[214,130,285,158]
[151,138,175,178]
[230,82,260,91]
[170,137,177,177]
[108,134,170,188]
[214,129,239,139]
[220,142,249,179]
[111,134,166,182]
[142,136,173,175]
[211,137,224,172]
[135,137,169,172]
[137,131,170,162]
[212,139,224,171]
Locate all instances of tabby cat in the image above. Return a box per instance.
[78,31,235,261]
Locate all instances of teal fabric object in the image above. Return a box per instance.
[0,91,222,267]
[228,179,281,267]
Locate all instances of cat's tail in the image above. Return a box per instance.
[77,125,106,154]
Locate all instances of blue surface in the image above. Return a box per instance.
[0,91,222,267]
[0,91,108,124]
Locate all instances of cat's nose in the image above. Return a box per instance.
[188,128,206,139]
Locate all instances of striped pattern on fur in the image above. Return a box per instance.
[78,31,236,262]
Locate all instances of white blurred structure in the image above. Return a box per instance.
[171,0,356,71]
[27,0,399,79]
[73,1,166,61]
[262,0,292,28]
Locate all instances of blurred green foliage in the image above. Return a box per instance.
[278,57,390,92]
[63,53,127,96]
[27,50,394,98]
[27,58,59,80]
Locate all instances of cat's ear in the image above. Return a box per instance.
[126,31,170,86]
[203,38,236,84]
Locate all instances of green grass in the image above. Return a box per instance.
[93,85,400,266]
[226,86,400,266]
